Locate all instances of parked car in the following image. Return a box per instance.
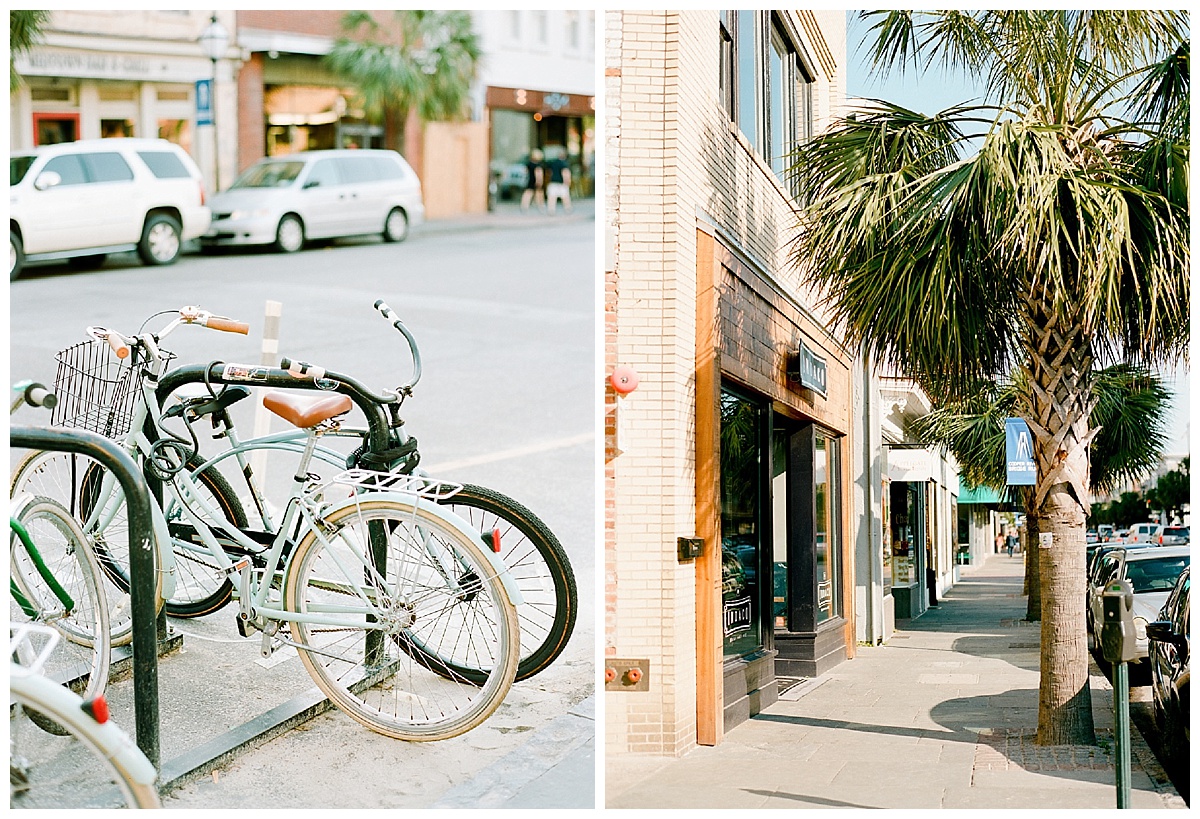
[1146,566,1189,763]
[1113,528,1130,543]
[1086,545,1190,667]
[1098,524,1115,542]
[10,138,210,280]
[1123,522,1160,545]
[1156,525,1189,546]
[201,149,424,253]
[1086,529,1100,545]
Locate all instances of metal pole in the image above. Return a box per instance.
[210,51,219,193]
[1114,659,1131,808]
[10,426,160,769]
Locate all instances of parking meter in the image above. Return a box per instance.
[1100,579,1138,664]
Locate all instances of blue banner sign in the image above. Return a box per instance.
[195,79,212,126]
[1005,417,1037,486]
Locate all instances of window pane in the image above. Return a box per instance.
[83,152,135,183]
[736,10,757,150]
[43,154,87,185]
[768,36,784,176]
[138,151,190,179]
[720,389,763,656]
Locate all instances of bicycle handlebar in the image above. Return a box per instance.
[276,299,421,402]
[86,307,250,364]
[10,380,57,414]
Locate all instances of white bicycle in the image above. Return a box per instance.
[10,624,160,809]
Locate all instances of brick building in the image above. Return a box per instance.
[604,10,854,755]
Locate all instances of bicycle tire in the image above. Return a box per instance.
[10,496,111,706]
[11,450,248,621]
[435,484,576,682]
[9,671,160,808]
[11,450,159,645]
[283,499,520,740]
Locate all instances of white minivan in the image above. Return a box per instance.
[10,138,210,280]
[201,149,424,253]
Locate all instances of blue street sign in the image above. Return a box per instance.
[195,79,212,126]
[1005,417,1037,486]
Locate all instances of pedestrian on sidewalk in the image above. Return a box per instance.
[545,148,573,214]
[521,150,545,213]
[994,532,1004,554]
[1005,531,1018,557]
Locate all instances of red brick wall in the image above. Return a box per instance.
[236,52,265,172]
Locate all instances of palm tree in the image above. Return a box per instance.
[911,366,1171,622]
[11,11,51,91]
[325,11,481,155]
[790,11,1188,744]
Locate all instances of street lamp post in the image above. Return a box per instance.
[199,14,229,192]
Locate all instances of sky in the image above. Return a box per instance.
[843,11,1192,461]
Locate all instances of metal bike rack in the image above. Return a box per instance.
[11,425,161,769]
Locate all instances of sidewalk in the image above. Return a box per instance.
[606,554,1184,809]
[419,198,594,238]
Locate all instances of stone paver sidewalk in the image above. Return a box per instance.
[606,554,1183,809]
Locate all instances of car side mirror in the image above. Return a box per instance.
[303,180,320,189]
[1145,620,1180,645]
[33,171,62,191]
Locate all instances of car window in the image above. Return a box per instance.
[10,155,36,185]
[137,150,191,179]
[1124,556,1189,594]
[335,156,377,184]
[305,159,341,188]
[372,155,404,181]
[232,161,304,189]
[1096,554,1120,585]
[82,152,135,183]
[42,154,88,186]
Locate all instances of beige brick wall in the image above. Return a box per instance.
[606,10,846,757]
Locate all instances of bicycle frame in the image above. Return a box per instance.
[77,339,522,642]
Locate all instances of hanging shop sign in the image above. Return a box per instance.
[1005,417,1037,486]
[789,341,828,397]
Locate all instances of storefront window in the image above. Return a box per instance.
[771,424,788,629]
[814,431,840,622]
[881,477,892,594]
[720,388,764,657]
[101,119,134,138]
[890,482,922,585]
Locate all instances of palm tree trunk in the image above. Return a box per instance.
[1024,301,1097,746]
[1023,492,1040,621]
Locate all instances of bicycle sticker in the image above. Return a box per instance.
[222,364,269,382]
[314,378,341,391]
[287,360,326,381]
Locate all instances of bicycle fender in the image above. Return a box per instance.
[317,492,525,606]
[10,672,159,788]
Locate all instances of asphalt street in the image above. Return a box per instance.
[9,201,598,808]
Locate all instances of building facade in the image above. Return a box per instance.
[10,10,235,194]
[13,10,595,218]
[605,10,851,755]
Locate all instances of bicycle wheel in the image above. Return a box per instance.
[10,496,111,704]
[436,484,577,682]
[10,672,160,808]
[11,450,247,622]
[284,499,520,740]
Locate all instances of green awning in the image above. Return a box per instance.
[957,484,1003,504]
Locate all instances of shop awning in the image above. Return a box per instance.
[957,484,1003,504]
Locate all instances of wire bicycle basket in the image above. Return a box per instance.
[51,340,172,439]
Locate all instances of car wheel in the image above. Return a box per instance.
[138,214,182,266]
[382,208,409,243]
[275,214,305,253]
[10,230,24,281]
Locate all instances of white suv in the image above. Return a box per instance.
[10,138,210,280]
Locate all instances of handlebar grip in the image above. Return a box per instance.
[24,383,57,410]
[374,300,396,321]
[105,333,130,360]
[204,316,250,335]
